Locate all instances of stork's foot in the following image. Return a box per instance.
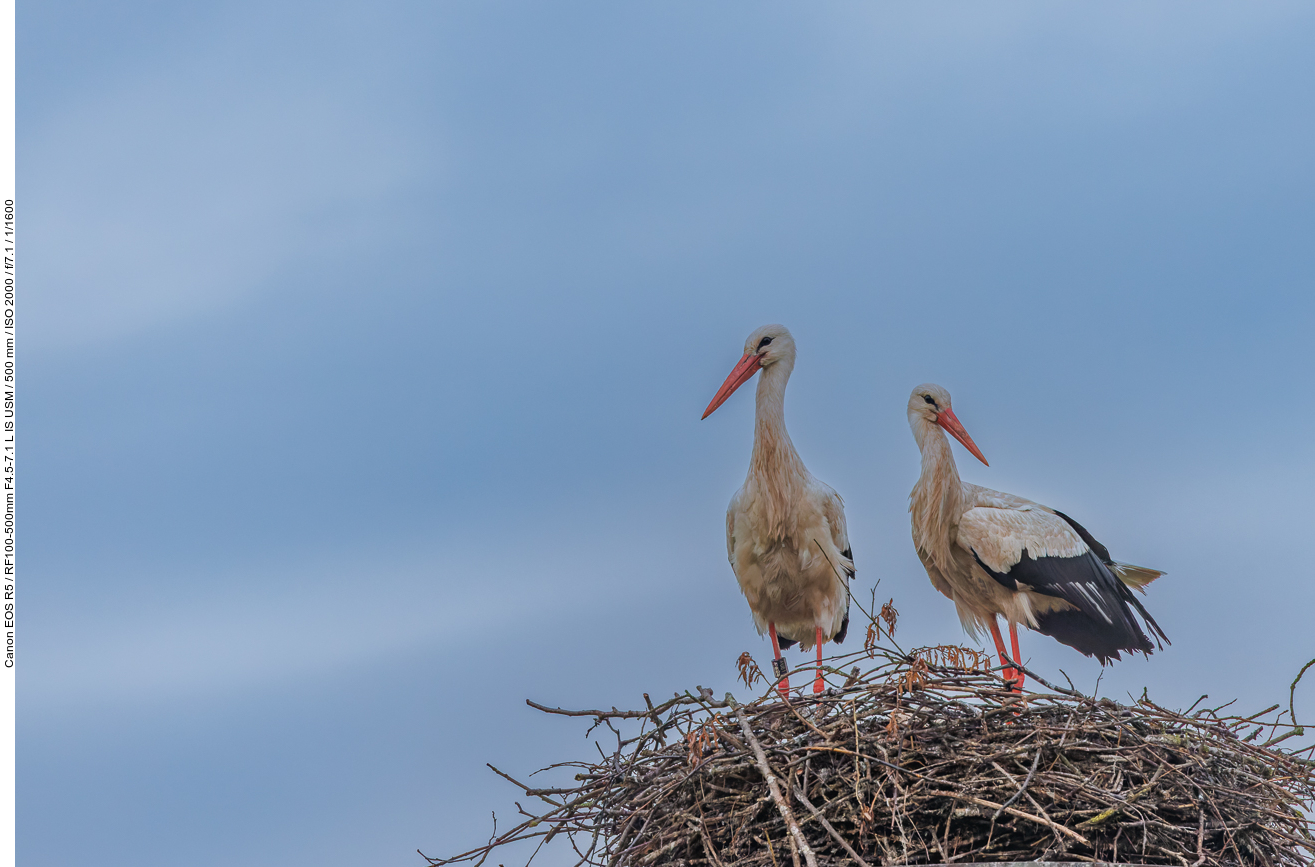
[1001,663,1024,694]
[988,619,1025,695]
[812,627,825,694]
[1007,622,1026,693]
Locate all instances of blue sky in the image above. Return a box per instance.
[20,2,1315,865]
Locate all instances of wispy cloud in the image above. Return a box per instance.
[23,12,428,353]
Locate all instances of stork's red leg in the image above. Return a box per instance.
[987,619,1019,691]
[813,627,825,694]
[1008,621,1025,692]
[768,622,790,698]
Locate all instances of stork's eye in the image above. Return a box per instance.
[922,395,937,406]
[757,336,773,350]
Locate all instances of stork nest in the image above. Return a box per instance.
[424,636,1315,867]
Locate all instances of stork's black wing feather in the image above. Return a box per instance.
[1051,510,1112,563]
[832,546,854,644]
[1049,511,1170,649]
[971,546,1162,664]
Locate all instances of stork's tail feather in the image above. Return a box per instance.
[1111,562,1170,652]
[777,635,797,650]
[1110,561,1165,593]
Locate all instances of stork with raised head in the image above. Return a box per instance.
[907,384,1168,690]
[703,325,853,697]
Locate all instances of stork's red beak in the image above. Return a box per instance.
[937,407,989,466]
[702,352,762,419]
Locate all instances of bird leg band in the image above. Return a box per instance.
[772,658,789,679]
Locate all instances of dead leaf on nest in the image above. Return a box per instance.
[736,652,764,688]
[879,598,899,636]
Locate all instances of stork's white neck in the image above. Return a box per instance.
[749,357,804,479]
[909,413,965,573]
[746,358,808,542]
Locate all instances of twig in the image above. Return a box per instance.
[526,695,727,718]
[791,783,873,867]
[1191,806,1206,867]
[997,651,1085,698]
[693,816,726,867]
[1291,658,1315,732]
[993,747,1044,819]
[926,790,1091,845]
[1262,729,1306,749]
[729,696,819,867]
[486,764,566,806]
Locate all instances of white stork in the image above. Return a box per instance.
[702,325,853,697]
[907,384,1168,690]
